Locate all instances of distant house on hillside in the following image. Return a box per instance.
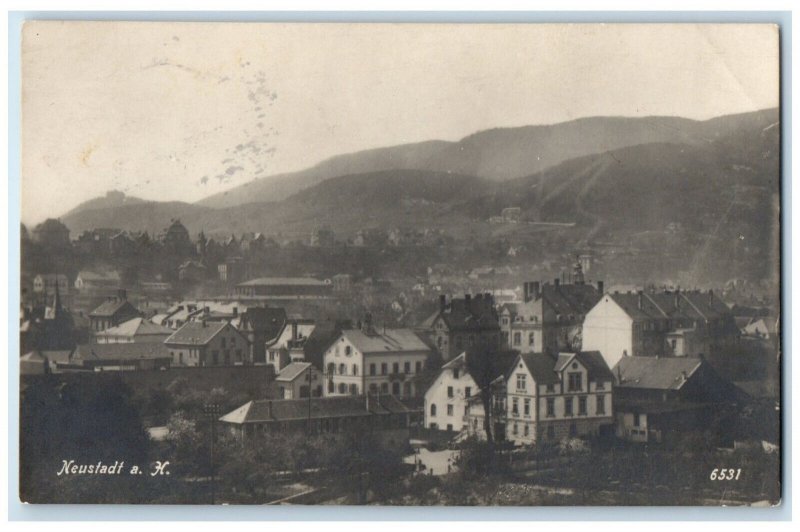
[72,342,171,372]
[274,362,322,399]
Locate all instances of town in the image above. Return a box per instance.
[19,215,780,505]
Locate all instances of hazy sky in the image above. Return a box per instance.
[21,22,779,225]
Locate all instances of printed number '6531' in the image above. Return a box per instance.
[710,468,741,481]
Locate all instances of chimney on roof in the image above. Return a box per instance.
[292,320,298,341]
[597,280,604,294]
[708,289,714,304]
[439,294,446,311]
[637,291,644,310]
[532,281,540,300]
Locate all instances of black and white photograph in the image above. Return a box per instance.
[17,20,782,507]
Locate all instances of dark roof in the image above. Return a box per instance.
[165,321,231,346]
[424,295,500,332]
[240,306,287,339]
[608,290,732,322]
[574,351,615,381]
[220,394,411,424]
[540,283,600,317]
[518,352,560,385]
[89,299,138,318]
[73,342,170,361]
[613,356,703,390]
[465,349,519,389]
[303,319,352,370]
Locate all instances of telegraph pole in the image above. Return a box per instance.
[203,402,221,505]
[306,367,316,433]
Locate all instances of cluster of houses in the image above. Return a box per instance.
[21,254,767,449]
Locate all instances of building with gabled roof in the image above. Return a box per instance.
[423,293,501,361]
[583,289,739,369]
[612,355,745,444]
[467,350,614,445]
[323,319,432,399]
[94,317,173,344]
[274,362,322,399]
[72,342,171,371]
[88,291,140,332]
[164,320,250,367]
[219,394,413,445]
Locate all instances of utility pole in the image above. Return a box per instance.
[306,367,316,433]
[203,402,221,505]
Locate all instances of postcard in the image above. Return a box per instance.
[19,21,781,506]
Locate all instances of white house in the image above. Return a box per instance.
[322,321,431,398]
[423,352,478,432]
[472,351,614,445]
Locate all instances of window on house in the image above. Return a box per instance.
[437,336,443,348]
[415,361,423,373]
[546,397,555,417]
[178,353,183,364]
[546,383,555,393]
[512,423,518,435]
[634,413,641,427]
[430,403,437,417]
[370,363,376,376]
[393,362,399,374]
[596,395,606,415]
[339,363,346,375]
[568,372,582,392]
[524,398,531,416]
[528,332,535,346]
[465,387,471,398]
[328,381,334,394]
[565,396,574,416]
[352,364,358,376]
[453,368,460,379]
[447,386,454,398]
[403,382,411,396]
[345,346,352,356]
[338,383,346,394]
[512,398,519,416]
[578,396,587,415]
[327,362,335,375]
[381,363,388,375]
[516,374,526,391]
[447,404,454,416]
[349,384,358,395]
[596,381,605,390]
[524,424,530,436]
[513,332,521,346]
[404,362,411,373]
